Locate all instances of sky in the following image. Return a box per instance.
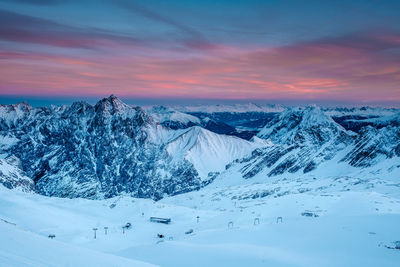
[0,0,399,106]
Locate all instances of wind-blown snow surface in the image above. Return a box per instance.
[0,222,155,267]
[1,169,400,267]
[166,127,261,179]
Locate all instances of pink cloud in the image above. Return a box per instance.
[0,32,399,102]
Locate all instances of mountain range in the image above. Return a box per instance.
[0,95,399,199]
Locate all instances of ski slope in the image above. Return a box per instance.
[0,222,155,267]
[1,172,400,267]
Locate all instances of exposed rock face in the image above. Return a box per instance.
[0,97,399,199]
[342,125,400,167]
[233,107,353,178]
[0,156,34,192]
[0,96,205,200]
[0,96,261,200]
[257,106,351,145]
[227,106,400,179]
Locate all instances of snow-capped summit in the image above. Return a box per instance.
[226,106,399,179]
[226,106,357,178]
[0,96,203,199]
[94,94,132,115]
[258,106,351,146]
[148,105,201,127]
[166,126,264,179]
[0,96,276,200]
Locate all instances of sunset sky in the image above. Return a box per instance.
[0,0,399,105]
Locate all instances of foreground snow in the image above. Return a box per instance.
[0,222,155,267]
[1,173,400,267]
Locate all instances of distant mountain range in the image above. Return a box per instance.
[0,95,399,199]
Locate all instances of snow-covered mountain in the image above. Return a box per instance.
[146,106,200,129]
[0,96,266,200]
[327,107,400,133]
[324,106,398,118]
[147,104,282,140]
[1,97,400,267]
[147,105,241,138]
[342,124,400,167]
[172,103,284,113]
[166,126,261,179]
[227,106,399,179]
[0,97,399,201]
[257,106,352,145]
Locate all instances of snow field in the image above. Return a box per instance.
[1,175,400,267]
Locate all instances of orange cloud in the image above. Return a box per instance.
[1,32,399,102]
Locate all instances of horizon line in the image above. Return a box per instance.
[1,94,400,108]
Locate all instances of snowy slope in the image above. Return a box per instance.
[1,169,400,267]
[0,222,156,267]
[0,99,399,266]
[166,127,265,179]
[342,125,400,167]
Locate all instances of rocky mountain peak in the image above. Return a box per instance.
[68,101,93,114]
[257,106,350,146]
[94,94,130,115]
[301,106,333,125]
[0,101,32,114]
